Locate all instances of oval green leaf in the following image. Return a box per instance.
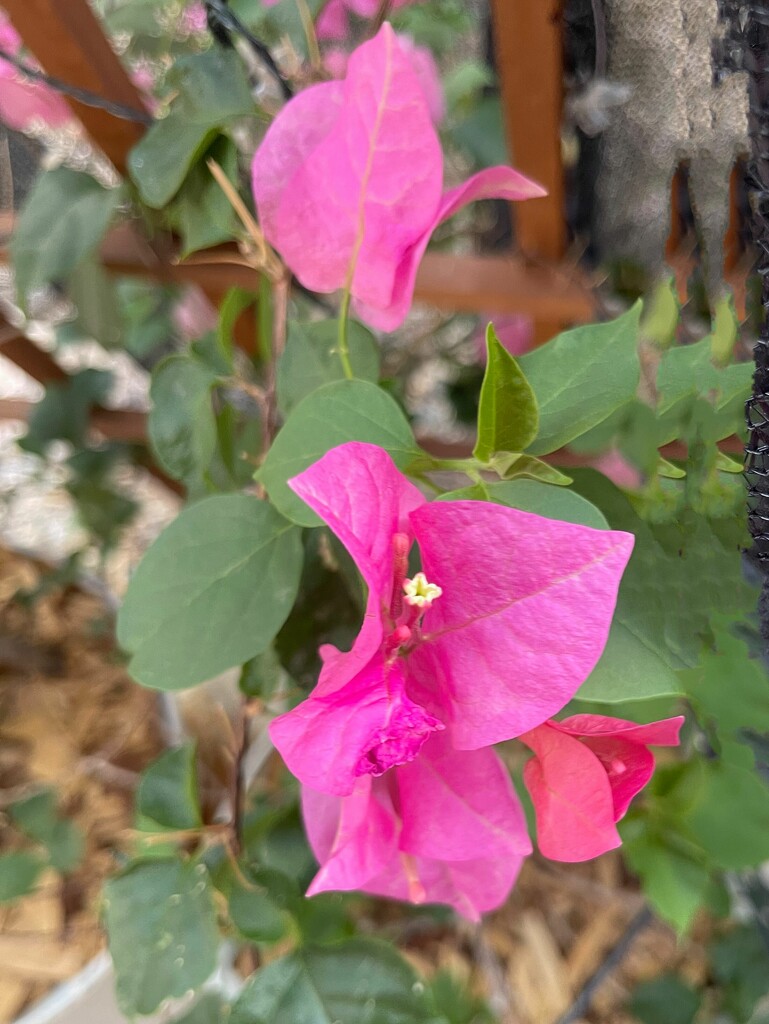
[117,495,303,690]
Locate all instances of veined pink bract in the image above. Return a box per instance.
[302,734,531,921]
[251,24,546,330]
[520,714,684,862]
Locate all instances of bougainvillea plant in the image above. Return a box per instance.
[5,2,767,1021]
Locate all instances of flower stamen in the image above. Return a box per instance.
[403,572,442,609]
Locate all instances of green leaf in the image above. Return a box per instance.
[629,975,701,1024]
[239,646,288,701]
[570,469,754,700]
[640,277,679,349]
[118,495,303,690]
[66,260,124,349]
[452,96,508,168]
[11,168,121,298]
[218,864,288,943]
[129,49,256,207]
[103,858,219,1017]
[683,626,769,757]
[489,452,573,485]
[622,827,711,934]
[682,759,769,869]
[710,293,739,366]
[148,354,219,483]
[710,926,769,1022]
[427,972,493,1024]
[21,369,112,455]
[474,323,539,462]
[520,303,642,455]
[0,851,45,903]
[277,320,381,416]
[171,135,239,257]
[137,744,202,832]
[217,289,256,371]
[260,381,418,527]
[173,994,229,1024]
[443,61,495,115]
[440,479,608,529]
[9,790,84,873]
[577,620,682,703]
[230,939,433,1024]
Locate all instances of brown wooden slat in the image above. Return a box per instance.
[490,0,565,261]
[101,226,595,321]
[0,332,67,383]
[3,0,147,173]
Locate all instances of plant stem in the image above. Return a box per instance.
[295,0,321,69]
[337,288,354,380]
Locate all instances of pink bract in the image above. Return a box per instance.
[520,714,684,862]
[251,24,545,331]
[269,442,634,797]
[316,0,417,40]
[302,733,531,920]
[0,13,72,131]
[324,34,445,125]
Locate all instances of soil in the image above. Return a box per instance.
[0,547,162,1024]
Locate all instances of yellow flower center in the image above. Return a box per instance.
[402,572,442,609]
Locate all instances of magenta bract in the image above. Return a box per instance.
[520,714,684,862]
[251,24,546,330]
[302,734,530,920]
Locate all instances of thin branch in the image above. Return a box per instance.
[553,906,653,1024]
[0,48,152,124]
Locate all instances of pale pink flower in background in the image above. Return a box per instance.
[0,12,72,131]
[316,0,417,40]
[475,314,535,362]
[252,24,546,331]
[302,734,531,920]
[590,448,643,490]
[269,442,634,797]
[172,287,218,341]
[520,714,683,862]
[180,1,208,35]
[324,33,444,125]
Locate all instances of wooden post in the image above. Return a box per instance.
[490,0,572,343]
[3,0,147,174]
[490,0,566,261]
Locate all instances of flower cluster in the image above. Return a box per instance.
[269,443,682,918]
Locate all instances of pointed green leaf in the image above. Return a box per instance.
[474,323,539,462]
[137,744,202,832]
[129,49,256,207]
[520,303,642,455]
[11,168,121,298]
[230,939,432,1024]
